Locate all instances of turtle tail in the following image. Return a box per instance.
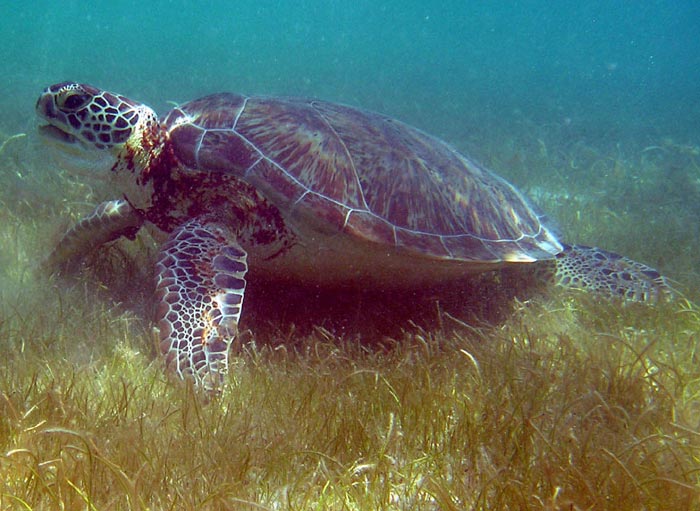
[550,244,674,303]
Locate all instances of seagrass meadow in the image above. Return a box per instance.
[1,120,699,510]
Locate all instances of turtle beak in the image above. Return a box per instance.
[36,91,80,146]
[38,124,78,145]
[35,89,56,120]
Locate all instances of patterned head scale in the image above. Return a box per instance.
[36,82,154,150]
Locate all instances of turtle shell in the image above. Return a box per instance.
[163,94,561,263]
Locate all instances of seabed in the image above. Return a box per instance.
[1,125,699,510]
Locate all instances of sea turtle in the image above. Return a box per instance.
[36,82,672,391]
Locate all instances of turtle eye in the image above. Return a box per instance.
[58,91,90,111]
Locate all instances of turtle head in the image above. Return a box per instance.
[36,82,160,161]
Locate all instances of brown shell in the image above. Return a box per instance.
[163,93,561,263]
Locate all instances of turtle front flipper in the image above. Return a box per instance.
[155,219,248,392]
[43,199,144,272]
[552,244,674,303]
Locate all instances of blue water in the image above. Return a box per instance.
[2,1,698,144]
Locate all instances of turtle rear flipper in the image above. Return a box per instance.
[552,244,673,303]
[42,199,144,273]
[155,219,248,392]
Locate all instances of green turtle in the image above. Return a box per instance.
[36,82,672,391]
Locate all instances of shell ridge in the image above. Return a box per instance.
[309,101,370,212]
[233,127,357,213]
[438,236,455,258]
[224,114,311,198]
[193,128,205,170]
[242,156,263,177]
[408,155,471,235]
[241,131,314,200]
[294,190,310,206]
[231,96,250,131]
[343,208,354,229]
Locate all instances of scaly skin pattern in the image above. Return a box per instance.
[553,244,672,302]
[155,219,248,392]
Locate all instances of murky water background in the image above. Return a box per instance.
[3,1,698,141]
